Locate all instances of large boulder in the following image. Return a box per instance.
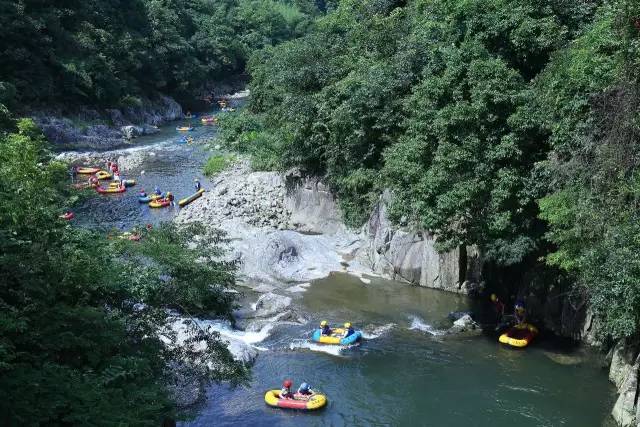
[121,125,143,139]
[252,293,292,318]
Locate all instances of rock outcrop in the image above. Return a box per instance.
[33,95,181,149]
[358,191,482,294]
[284,170,346,235]
[609,339,640,426]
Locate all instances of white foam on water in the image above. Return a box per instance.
[407,315,446,336]
[196,319,274,345]
[361,323,395,339]
[285,282,311,293]
[289,340,345,357]
[359,277,371,284]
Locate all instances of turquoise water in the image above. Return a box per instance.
[183,274,616,427]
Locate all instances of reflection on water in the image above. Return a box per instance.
[183,273,616,427]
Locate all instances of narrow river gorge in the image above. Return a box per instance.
[58,110,616,427]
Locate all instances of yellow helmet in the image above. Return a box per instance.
[166,192,172,196]
[320,320,327,327]
[344,322,352,328]
[490,294,497,302]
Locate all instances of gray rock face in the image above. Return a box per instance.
[608,339,640,427]
[284,172,346,235]
[358,191,482,293]
[33,95,182,149]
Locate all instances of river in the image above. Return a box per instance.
[62,112,616,427]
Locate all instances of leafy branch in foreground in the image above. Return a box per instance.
[0,120,248,426]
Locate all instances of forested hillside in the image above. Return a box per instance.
[221,0,640,340]
[0,0,320,108]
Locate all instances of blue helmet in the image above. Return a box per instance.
[299,382,309,391]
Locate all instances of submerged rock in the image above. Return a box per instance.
[447,314,482,336]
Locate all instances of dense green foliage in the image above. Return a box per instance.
[0,118,247,424]
[223,0,640,339]
[0,0,318,108]
[537,3,640,339]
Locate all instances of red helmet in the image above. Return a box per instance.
[283,379,292,388]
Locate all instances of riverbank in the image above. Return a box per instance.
[34,88,249,151]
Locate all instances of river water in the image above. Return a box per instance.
[63,114,616,427]
[185,274,615,427]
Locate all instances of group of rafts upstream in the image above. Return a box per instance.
[74,166,204,206]
[266,310,540,413]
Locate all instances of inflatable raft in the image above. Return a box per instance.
[264,390,327,411]
[178,189,204,207]
[201,116,217,125]
[96,185,125,194]
[149,198,171,208]
[138,193,162,203]
[77,167,100,174]
[499,323,539,348]
[176,126,193,132]
[312,328,362,346]
[95,170,112,180]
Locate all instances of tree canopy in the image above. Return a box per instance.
[0,0,318,108]
[221,0,640,339]
[0,117,248,425]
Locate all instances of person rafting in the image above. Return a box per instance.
[89,174,99,187]
[514,300,526,325]
[154,186,162,196]
[297,382,314,397]
[194,178,201,191]
[320,320,332,336]
[490,294,505,324]
[166,191,175,207]
[342,322,355,338]
[280,379,294,399]
[113,170,121,183]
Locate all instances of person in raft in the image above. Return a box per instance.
[154,186,163,196]
[89,174,99,187]
[514,300,526,325]
[490,294,505,324]
[297,382,315,398]
[166,191,175,207]
[194,178,201,191]
[342,322,355,338]
[280,379,294,399]
[320,320,332,336]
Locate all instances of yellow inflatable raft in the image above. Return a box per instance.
[95,170,112,180]
[499,323,539,348]
[264,390,327,411]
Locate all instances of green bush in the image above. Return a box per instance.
[203,154,235,176]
